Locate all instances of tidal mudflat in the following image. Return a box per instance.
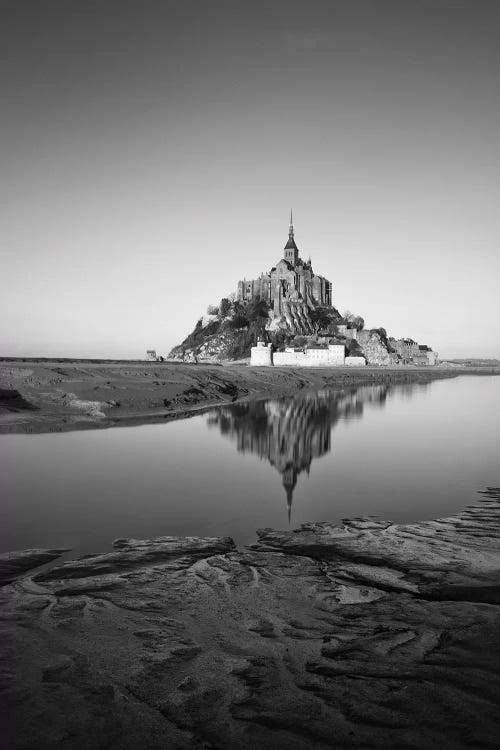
[0,358,486,434]
[1,489,499,749]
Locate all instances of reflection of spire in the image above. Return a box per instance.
[282,465,297,524]
[206,384,393,527]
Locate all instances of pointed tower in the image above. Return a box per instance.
[284,209,299,265]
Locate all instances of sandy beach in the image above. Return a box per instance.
[1,359,496,434]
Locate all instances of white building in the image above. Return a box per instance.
[250,341,273,366]
[250,342,346,367]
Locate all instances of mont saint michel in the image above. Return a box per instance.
[2,1,500,749]
[169,214,438,368]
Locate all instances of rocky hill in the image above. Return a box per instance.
[168,299,270,363]
[168,296,400,365]
[168,215,430,365]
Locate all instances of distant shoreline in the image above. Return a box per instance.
[1,359,499,435]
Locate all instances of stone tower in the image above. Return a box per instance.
[283,209,299,265]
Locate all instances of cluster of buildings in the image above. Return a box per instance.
[388,339,439,366]
[244,213,438,368]
[251,337,438,368]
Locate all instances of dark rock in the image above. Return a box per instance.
[0,388,38,412]
[0,548,68,584]
[1,491,499,748]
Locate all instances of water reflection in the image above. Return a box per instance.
[206,384,405,522]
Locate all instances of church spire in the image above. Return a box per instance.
[284,209,299,261]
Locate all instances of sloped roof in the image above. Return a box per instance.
[275,259,294,270]
[284,236,299,251]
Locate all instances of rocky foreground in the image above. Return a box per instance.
[0,359,491,434]
[1,489,499,749]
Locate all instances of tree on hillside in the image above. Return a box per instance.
[245,296,270,322]
[226,313,248,329]
[343,311,364,330]
[292,335,308,348]
[310,307,337,331]
[371,327,389,345]
[273,331,290,352]
[219,298,231,318]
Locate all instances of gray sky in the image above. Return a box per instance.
[2,0,499,358]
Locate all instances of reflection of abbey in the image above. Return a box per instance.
[237,211,332,319]
[207,386,391,522]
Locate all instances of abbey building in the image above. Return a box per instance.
[236,212,332,317]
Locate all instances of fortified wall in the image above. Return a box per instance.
[251,341,353,367]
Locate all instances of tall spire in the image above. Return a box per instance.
[284,209,299,259]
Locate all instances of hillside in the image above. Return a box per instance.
[168,296,400,365]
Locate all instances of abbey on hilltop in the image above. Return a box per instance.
[236,212,332,330]
[168,212,438,366]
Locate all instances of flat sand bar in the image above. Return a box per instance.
[1,359,498,433]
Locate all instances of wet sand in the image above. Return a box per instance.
[1,359,495,434]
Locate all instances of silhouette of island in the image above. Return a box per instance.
[206,385,400,521]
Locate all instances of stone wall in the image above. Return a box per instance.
[414,351,439,366]
[337,325,357,341]
[391,338,419,359]
[251,343,346,367]
[273,345,345,368]
[345,356,366,366]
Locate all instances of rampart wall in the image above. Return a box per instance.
[251,344,346,367]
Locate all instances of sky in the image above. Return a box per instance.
[1,0,499,359]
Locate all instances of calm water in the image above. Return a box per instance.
[1,375,499,555]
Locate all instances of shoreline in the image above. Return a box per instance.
[1,359,498,434]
